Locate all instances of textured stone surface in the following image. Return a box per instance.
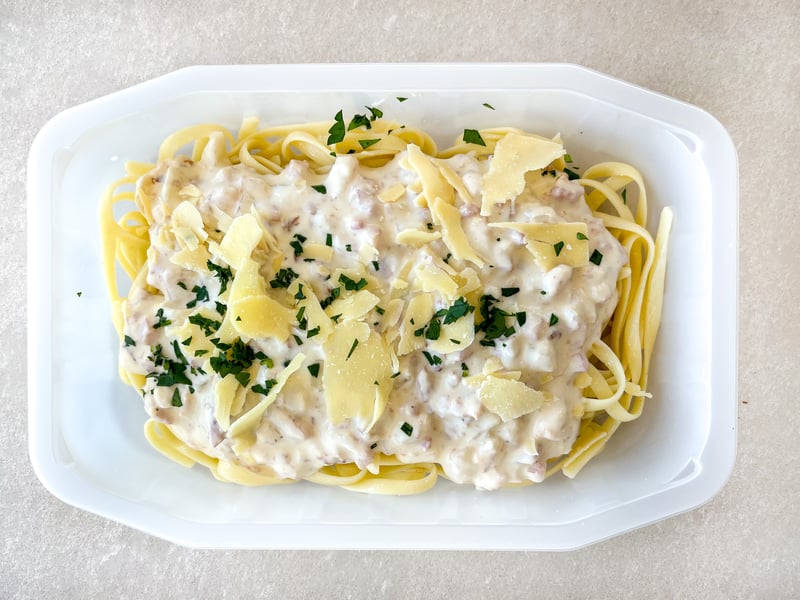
[2,0,798,598]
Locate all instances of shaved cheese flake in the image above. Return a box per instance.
[481,133,565,215]
[229,258,266,304]
[178,184,203,199]
[430,197,485,267]
[378,183,406,203]
[429,311,475,354]
[303,243,334,262]
[171,200,208,243]
[322,321,393,428]
[215,374,245,431]
[211,205,233,233]
[490,222,589,270]
[324,289,380,321]
[414,264,458,299]
[289,279,333,342]
[231,294,293,341]
[454,267,481,295]
[437,162,476,206]
[217,213,263,271]
[396,229,441,247]
[479,377,548,422]
[170,245,211,271]
[228,353,306,437]
[407,144,454,206]
[397,293,434,355]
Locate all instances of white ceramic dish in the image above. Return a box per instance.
[27,64,738,550]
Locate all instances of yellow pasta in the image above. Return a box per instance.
[101,110,671,493]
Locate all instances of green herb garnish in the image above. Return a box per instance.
[327,110,346,144]
[311,184,327,194]
[589,249,604,265]
[463,129,486,146]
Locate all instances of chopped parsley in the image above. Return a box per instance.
[76,291,82,298]
[123,335,136,347]
[181,336,192,346]
[208,338,259,387]
[171,389,182,407]
[516,312,527,326]
[294,283,306,301]
[371,260,380,271]
[440,297,474,324]
[307,363,320,378]
[482,102,495,110]
[207,261,233,294]
[147,344,191,387]
[290,233,307,257]
[311,184,327,194]
[188,314,221,336]
[463,129,486,146]
[365,105,383,120]
[576,232,588,241]
[390,372,401,379]
[589,249,604,265]
[397,96,408,102]
[252,379,278,396]
[306,326,320,338]
[358,138,381,150]
[422,351,442,366]
[186,285,209,309]
[554,241,565,256]
[327,110,346,144]
[474,295,517,342]
[501,287,519,297]
[325,233,333,247]
[346,338,359,360]
[319,287,341,309]
[400,422,413,436]
[345,243,352,252]
[215,301,227,317]
[375,305,385,315]
[621,188,628,204]
[564,153,573,163]
[269,267,299,289]
[424,318,441,340]
[153,308,171,329]
[176,282,187,290]
[563,167,581,181]
[549,313,559,326]
[338,273,368,291]
[461,362,469,376]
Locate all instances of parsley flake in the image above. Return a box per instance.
[554,241,565,256]
[307,363,320,378]
[549,313,559,326]
[358,138,381,150]
[577,232,588,241]
[123,335,136,347]
[346,338,359,360]
[463,129,486,146]
[252,379,278,396]
[589,249,604,265]
[501,287,519,297]
[327,110,346,144]
[311,184,327,194]
[400,422,413,436]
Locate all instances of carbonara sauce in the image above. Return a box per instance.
[120,140,626,490]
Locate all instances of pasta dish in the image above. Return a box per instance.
[101,105,671,494]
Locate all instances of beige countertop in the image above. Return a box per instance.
[2,1,798,598]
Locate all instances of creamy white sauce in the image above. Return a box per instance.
[121,146,626,490]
